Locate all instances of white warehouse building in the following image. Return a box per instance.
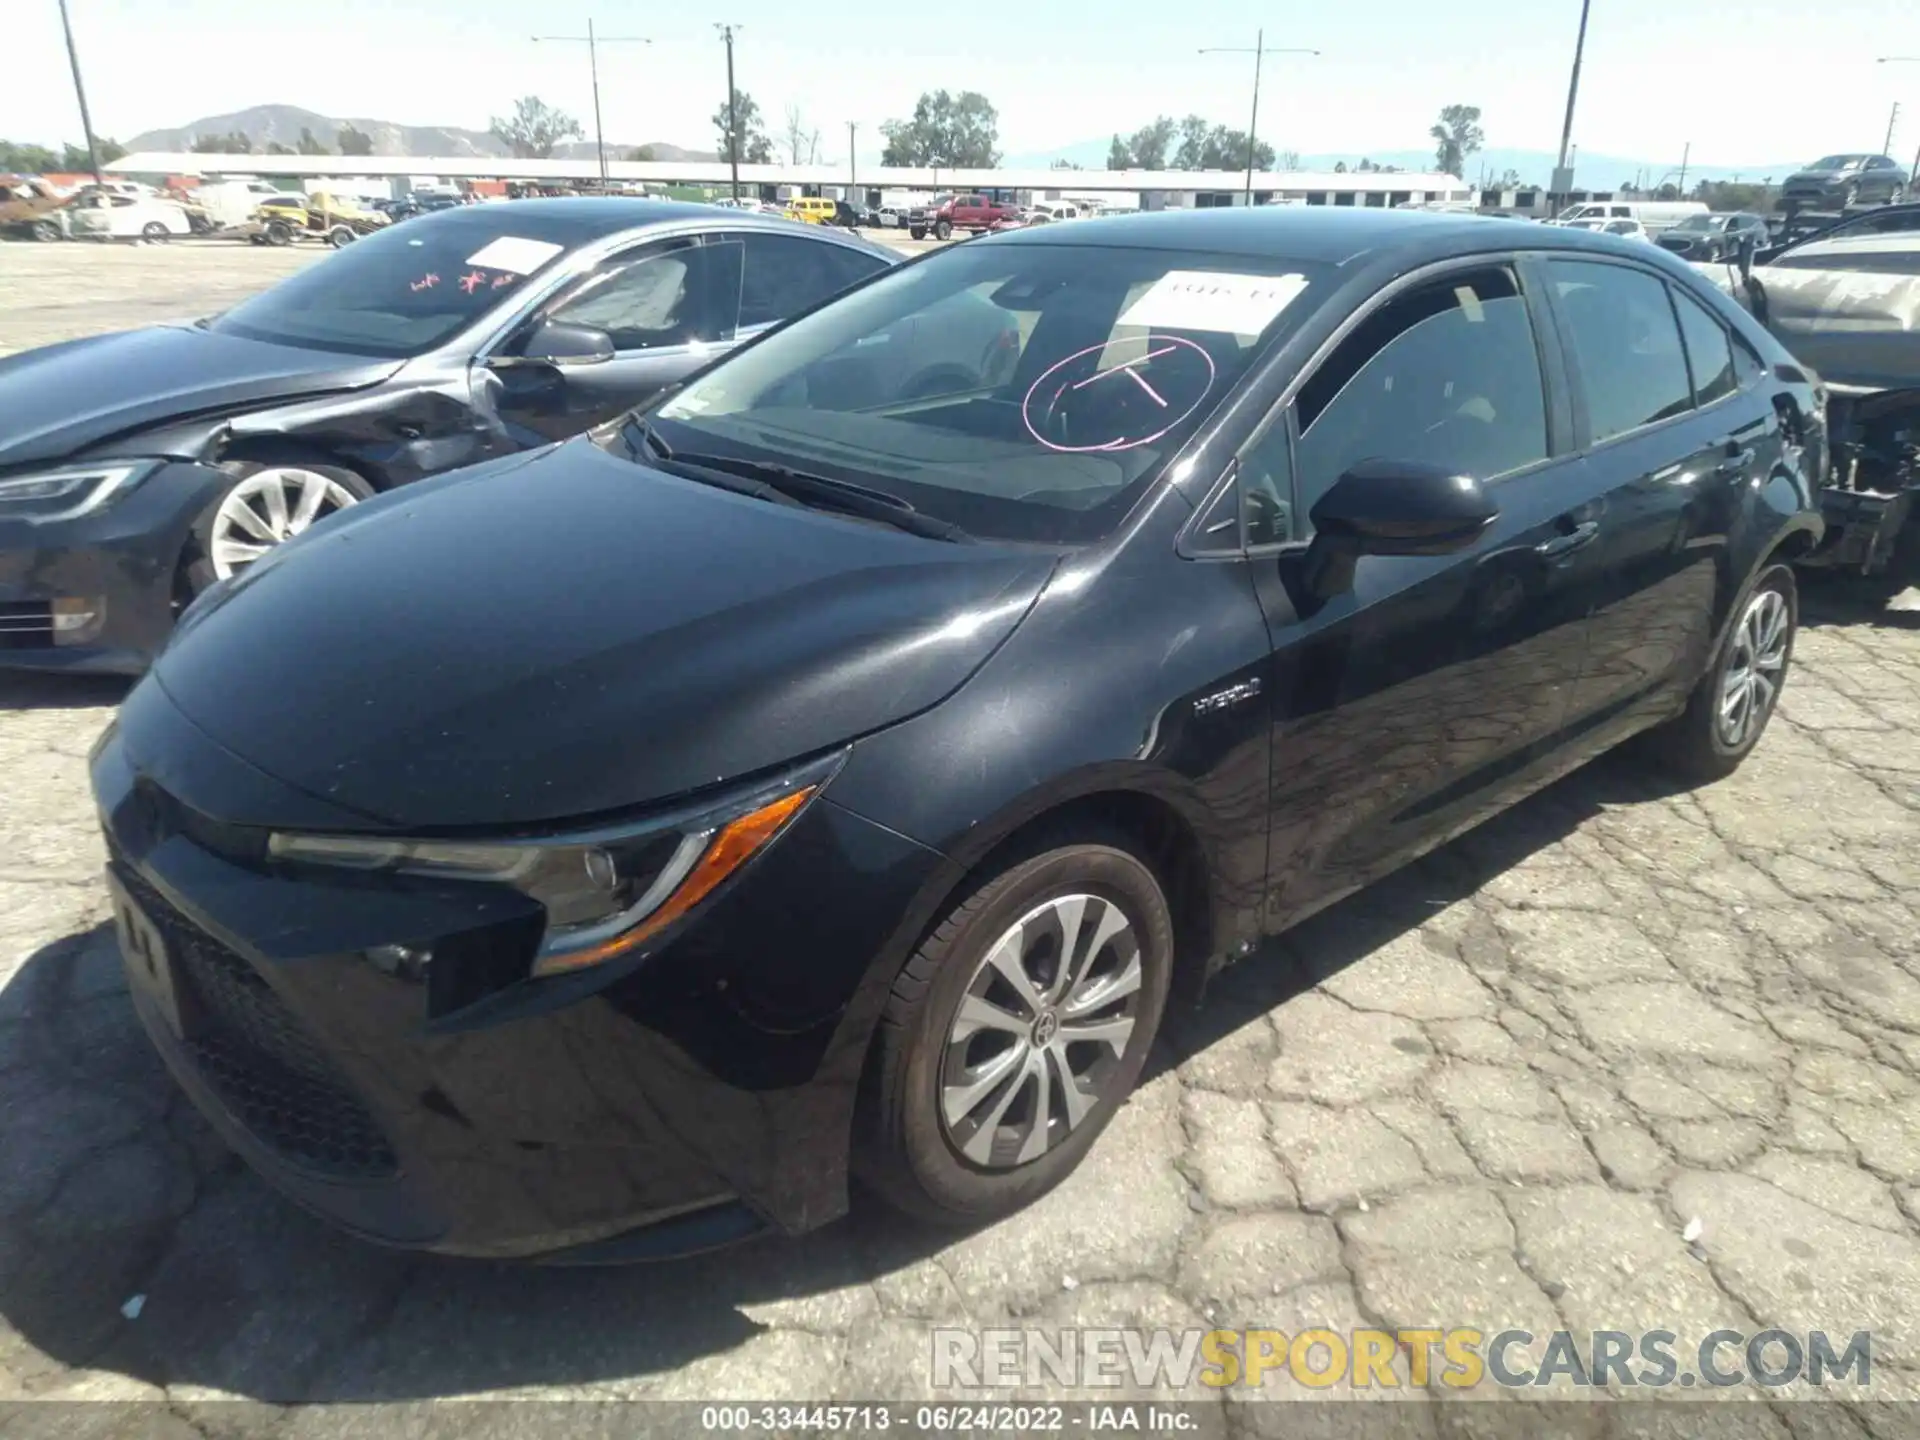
[106,152,1476,211]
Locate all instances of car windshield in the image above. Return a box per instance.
[1672,215,1727,233]
[649,241,1330,544]
[1809,155,1863,170]
[208,221,571,357]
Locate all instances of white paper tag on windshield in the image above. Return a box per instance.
[1118,270,1309,335]
[464,236,565,274]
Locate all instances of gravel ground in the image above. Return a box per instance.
[3,239,1920,1431]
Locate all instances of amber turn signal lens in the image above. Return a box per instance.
[532,786,815,976]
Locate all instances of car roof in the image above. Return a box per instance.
[398,197,894,258]
[990,205,1652,269]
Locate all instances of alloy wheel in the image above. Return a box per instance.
[939,892,1144,1170]
[209,467,361,580]
[1717,586,1790,749]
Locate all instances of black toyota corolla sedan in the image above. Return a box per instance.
[94,207,1822,1260]
[0,199,905,672]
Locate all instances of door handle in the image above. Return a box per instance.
[1535,520,1600,559]
[1717,447,1756,476]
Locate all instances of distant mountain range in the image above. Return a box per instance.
[1004,137,1805,186]
[126,104,714,163]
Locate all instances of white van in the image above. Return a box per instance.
[1553,200,1707,235]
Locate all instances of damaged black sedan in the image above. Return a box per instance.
[97,209,1821,1260]
[0,199,899,671]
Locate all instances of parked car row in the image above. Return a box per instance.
[4,203,1855,1269]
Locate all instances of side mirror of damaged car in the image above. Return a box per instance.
[1298,459,1499,601]
[507,319,616,368]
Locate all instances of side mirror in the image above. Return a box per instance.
[1299,459,1499,601]
[511,318,615,367]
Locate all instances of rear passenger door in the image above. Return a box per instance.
[1244,260,1616,926]
[1538,256,1775,734]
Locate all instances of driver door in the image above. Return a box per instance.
[478,236,745,445]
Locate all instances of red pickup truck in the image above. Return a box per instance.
[908,193,1021,241]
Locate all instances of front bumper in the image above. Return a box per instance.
[92,685,954,1258]
[0,460,229,674]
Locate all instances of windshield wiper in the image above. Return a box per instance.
[664,451,973,543]
[619,414,675,462]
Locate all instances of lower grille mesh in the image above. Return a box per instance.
[120,869,398,1179]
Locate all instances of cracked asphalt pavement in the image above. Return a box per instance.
[5,242,1920,1432]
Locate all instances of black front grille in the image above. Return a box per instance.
[119,868,398,1180]
[0,602,53,650]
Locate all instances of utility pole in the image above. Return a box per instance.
[1885,101,1901,158]
[56,0,104,185]
[716,23,742,201]
[1554,0,1593,201]
[1199,31,1320,205]
[531,21,651,181]
[848,120,858,194]
[1677,140,1690,196]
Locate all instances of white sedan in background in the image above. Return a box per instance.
[65,193,195,242]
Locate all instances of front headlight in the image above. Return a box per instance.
[0,461,160,522]
[267,754,841,977]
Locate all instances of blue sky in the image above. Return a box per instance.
[9,0,1919,174]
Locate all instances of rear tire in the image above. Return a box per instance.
[328,224,356,247]
[856,834,1173,1226]
[1643,563,1797,783]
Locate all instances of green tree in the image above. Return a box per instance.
[1050,158,1083,170]
[1107,135,1133,168]
[56,138,125,170]
[1170,116,1273,171]
[0,140,60,172]
[296,127,330,155]
[1113,117,1175,170]
[712,90,774,165]
[879,90,999,167]
[1333,159,1348,173]
[266,142,295,155]
[490,96,582,159]
[629,144,659,162]
[1430,103,1484,178]
[190,131,252,154]
[337,123,374,156]
[1172,115,1211,169]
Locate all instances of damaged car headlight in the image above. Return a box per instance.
[266,753,842,977]
[0,461,161,522]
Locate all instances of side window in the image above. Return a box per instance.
[1732,332,1766,388]
[1239,418,1295,546]
[545,242,723,351]
[1545,258,1693,443]
[1293,266,1548,513]
[1671,288,1737,406]
[737,232,886,330]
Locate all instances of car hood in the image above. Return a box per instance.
[1785,168,1850,184]
[1693,261,1920,391]
[0,323,401,469]
[146,439,1058,829]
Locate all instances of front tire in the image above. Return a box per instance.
[32,220,62,242]
[934,219,953,241]
[182,457,375,597]
[1645,563,1797,782]
[141,221,169,243]
[856,835,1173,1226]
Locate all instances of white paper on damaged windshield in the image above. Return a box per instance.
[1118,271,1310,336]
[464,237,566,274]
